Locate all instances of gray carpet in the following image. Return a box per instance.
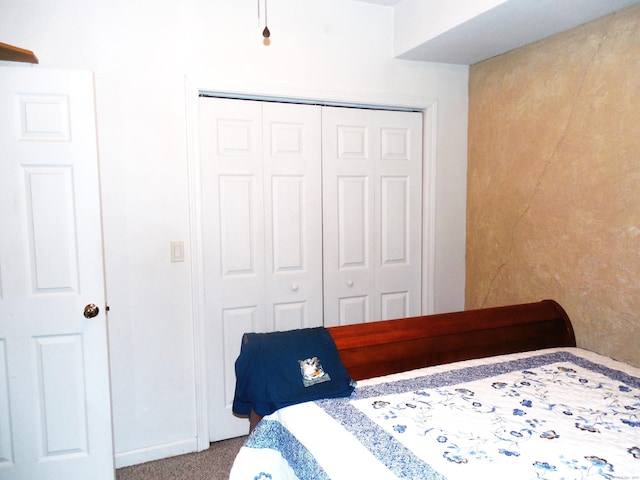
[115,436,248,480]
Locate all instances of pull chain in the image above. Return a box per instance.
[263,0,270,38]
[259,0,270,45]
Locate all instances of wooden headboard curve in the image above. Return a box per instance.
[327,299,575,381]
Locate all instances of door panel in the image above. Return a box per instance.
[338,176,369,268]
[0,67,113,480]
[271,176,304,272]
[381,291,409,319]
[262,103,323,332]
[339,296,369,326]
[26,167,79,291]
[323,107,422,326]
[221,307,258,408]
[323,109,376,327]
[273,302,307,331]
[375,111,423,321]
[35,335,87,456]
[199,98,322,441]
[219,175,260,275]
[200,98,265,441]
[381,176,409,264]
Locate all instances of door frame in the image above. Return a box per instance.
[184,77,438,448]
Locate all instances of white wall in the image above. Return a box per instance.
[0,0,468,466]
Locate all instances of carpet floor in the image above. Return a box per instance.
[115,436,248,480]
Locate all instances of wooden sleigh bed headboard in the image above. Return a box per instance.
[328,299,576,381]
[246,299,576,430]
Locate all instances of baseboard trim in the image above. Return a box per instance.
[115,438,199,468]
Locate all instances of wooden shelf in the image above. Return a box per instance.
[0,42,38,64]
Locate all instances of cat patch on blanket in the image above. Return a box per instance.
[299,357,331,387]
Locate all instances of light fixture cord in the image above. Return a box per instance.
[262,0,270,39]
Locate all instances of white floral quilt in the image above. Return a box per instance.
[229,348,640,480]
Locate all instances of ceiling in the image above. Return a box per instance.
[355,0,640,64]
[356,0,402,4]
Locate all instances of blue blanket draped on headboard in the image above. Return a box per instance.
[232,327,355,417]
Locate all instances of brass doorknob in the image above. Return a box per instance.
[83,304,100,318]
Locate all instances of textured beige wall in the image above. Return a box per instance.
[467,5,640,366]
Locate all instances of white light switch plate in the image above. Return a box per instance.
[171,241,184,262]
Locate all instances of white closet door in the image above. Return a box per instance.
[322,107,423,326]
[199,98,322,441]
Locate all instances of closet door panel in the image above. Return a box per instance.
[273,302,307,332]
[375,110,423,320]
[271,176,304,271]
[337,126,368,159]
[219,175,258,275]
[380,175,409,265]
[381,291,409,319]
[323,107,422,325]
[201,98,323,441]
[200,98,267,441]
[334,176,373,325]
[221,307,258,406]
[378,174,412,321]
[270,175,311,331]
[323,107,376,326]
[201,100,266,314]
[263,103,322,331]
[338,176,369,268]
[338,296,370,326]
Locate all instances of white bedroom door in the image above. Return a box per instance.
[0,67,114,479]
[199,97,323,440]
[322,106,423,326]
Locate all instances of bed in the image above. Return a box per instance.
[229,300,640,479]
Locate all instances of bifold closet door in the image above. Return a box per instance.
[199,97,322,441]
[322,106,423,326]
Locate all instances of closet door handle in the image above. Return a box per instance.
[291,284,299,291]
[347,280,354,287]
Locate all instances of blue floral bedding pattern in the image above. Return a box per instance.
[244,419,330,480]
[230,350,640,480]
[319,351,640,479]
